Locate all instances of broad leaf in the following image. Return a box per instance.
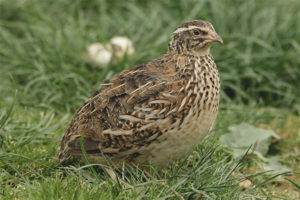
[219,123,279,159]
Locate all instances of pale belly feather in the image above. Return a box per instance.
[134,107,218,167]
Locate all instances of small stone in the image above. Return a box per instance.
[110,36,134,61]
[239,179,252,189]
[85,43,112,68]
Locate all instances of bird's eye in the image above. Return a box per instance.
[193,29,201,35]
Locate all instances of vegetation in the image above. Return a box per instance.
[0,0,299,199]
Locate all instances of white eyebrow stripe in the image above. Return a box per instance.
[173,26,211,34]
[173,26,200,34]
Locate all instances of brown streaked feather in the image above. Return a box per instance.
[57,20,222,168]
[58,57,181,163]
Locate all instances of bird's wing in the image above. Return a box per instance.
[58,60,186,162]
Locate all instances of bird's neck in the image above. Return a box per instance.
[163,51,213,63]
[166,48,211,58]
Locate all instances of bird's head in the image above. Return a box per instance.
[168,20,223,56]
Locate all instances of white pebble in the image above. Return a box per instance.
[86,43,112,68]
[110,36,135,61]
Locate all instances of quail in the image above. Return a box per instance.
[57,20,223,168]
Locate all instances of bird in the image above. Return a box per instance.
[57,20,223,169]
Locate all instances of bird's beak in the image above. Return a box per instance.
[209,32,223,44]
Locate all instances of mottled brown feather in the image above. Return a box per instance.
[57,20,222,168]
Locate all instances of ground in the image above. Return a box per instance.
[0,0,299,199]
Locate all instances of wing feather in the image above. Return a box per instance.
[57,60,182,163]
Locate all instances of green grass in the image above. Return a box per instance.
[1,0,300,199]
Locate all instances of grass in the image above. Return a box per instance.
[0,0,300,199]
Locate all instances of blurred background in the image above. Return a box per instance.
[0,0,299,199]
[1,0,299,111]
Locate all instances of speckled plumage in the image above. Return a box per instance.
[57,20,223,168]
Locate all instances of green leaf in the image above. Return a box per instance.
[219,123,279,159]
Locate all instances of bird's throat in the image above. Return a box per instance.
[190,47,211,57]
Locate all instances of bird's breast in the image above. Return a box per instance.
[135,57,220,167]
